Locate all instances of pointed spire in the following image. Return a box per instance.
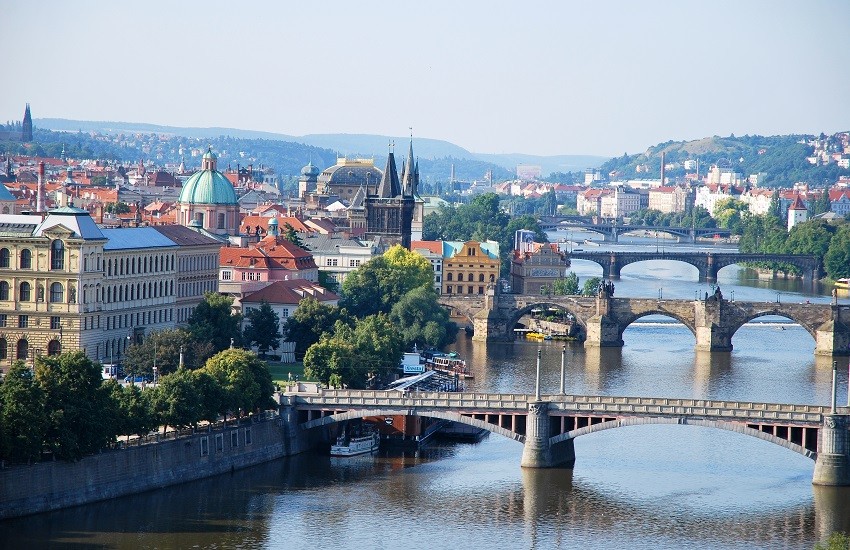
[376,143,401,198]
[402,130,416,197]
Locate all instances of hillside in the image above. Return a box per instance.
[33,118,607,177]
[600,133,850,187]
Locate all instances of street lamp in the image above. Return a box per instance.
[776,292,781,304]
[560,345,566,395]
[694,290,699,301]
[152,341,157,385]
[731,290,735,302]
[534,349,541,401]
[658,288,663,300]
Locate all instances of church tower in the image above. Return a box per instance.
[365,142,415,249]
[22,104,33,142]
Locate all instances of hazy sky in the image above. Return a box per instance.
[3,1,849,157]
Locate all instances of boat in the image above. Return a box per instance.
[835,278,850,289]
[525,331,546,340]
[427,354,473,379]
[330,431,380,457]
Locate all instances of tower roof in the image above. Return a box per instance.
[178,148,238,205]
[376,149,401,198]
[789,195,807,210]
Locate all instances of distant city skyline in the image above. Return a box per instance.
[3,0,849,158]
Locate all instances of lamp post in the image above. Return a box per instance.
[152,341,157,385]
[559,345,566,395]
[731,290,735,302]
[776,292,781,304]
[534,349,541,401]
[694,290,699,301]
[658,288,663,300]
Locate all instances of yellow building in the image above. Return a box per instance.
[441,240,500,296]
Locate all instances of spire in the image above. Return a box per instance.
[22,104,32,142]
[402,130,416,197]
[376,142,401,198]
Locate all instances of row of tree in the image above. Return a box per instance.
[0,349,274,465]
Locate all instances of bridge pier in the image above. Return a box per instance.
[694,296,733,352]
[812,414,850,486]
[814,309,850,356]
[521,401,575,468]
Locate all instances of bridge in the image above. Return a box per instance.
[568,250,822,283]
[282,388,850,486]
[538,216,732,243]
[438,292,850,356]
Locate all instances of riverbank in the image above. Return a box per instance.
[0,410,301,520]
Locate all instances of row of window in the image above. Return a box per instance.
[323,259,363,268]
[0,241,65,270]
[445,273,496,283]
[0,281,68,303]
[107,254,175,277]
[178,280,216,298]
[0,337,61,360]
[179,255,217,272]
[106,309,172,331]
[445,285,486,295]
[103,280,174,303]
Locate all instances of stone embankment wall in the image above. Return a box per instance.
[0,407,307,519]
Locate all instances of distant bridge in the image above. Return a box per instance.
[567,250,822,283]
[438,292,850,356]
[538,216,731,243]
[283,389,850,485]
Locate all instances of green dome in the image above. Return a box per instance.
[178,167,237,205]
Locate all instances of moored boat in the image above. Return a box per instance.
[427,354,473,379]
[835,278,850,289]
[330,432,380,457]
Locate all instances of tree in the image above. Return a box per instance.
[35,351,114,460]
[202,349,275,419]
[389,286,458,350]
[283,297,351,356]
[243,300,282,356]
[123,328,199,378]
[187,292,243,352]
[582,276,603,296]
[783,219,835,259]
[824,223,850,279]
[151,368,201,432]
[107,380,156,440]
[0,361,47,463]
[281,223,308,250]
[553,272,580,295]
[340,245,433,317]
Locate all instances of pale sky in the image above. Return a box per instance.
[3,0,849,157]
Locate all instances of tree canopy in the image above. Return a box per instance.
[187,292,242,352]
[243,300,282,355]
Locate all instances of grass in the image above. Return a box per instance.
[264,360,312,385]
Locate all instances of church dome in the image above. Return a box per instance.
[301,162,320,177]
[178,147,238,205]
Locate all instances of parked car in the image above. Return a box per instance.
[124,375,150,384]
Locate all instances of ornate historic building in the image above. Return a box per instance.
[510,242,569,294]
[177,147,239,238]
[441,240,501,296]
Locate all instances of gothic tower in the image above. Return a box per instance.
[22,104,33,142]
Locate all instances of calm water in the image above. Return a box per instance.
[3,234,850,549]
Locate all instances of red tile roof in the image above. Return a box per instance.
[241,279,338,305]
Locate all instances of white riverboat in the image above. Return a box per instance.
[330,432,380,457]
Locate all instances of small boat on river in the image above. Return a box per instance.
[330,431,380,457]
[427,353,473,379]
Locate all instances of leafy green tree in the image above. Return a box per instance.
[811,190,832,216]
[281,223,308,250]
[783,219,835,259]
[188,292,243,352]
[105,202,131,214]
[283,297,351,356]
[203,349,275,418]
[824,223,850,279]
[553,272,580,295]
[151,368,201,432]
[194,370,226,423]
[0,361,47,463]
[389,286,458,350]
[243,300,282,356]
[35,351,114,460]
[317,270,339,294]
[304,333,357,389]
[713,198,750,234]
[340,245,433,317]
[107,380,156,440]
[123,328,203,378]
[582,276,603,296]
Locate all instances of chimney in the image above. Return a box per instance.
[660,152,666,186]
[36,161,45,213]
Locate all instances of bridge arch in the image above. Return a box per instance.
[727,310,818,343]
[616,310,698,341]
[300,408,525,442]
[549,417,816,459]
[504,301,587,341]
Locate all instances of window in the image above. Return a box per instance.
[281,309,289,318]
[458,273,464,282]
[326,258,338,267]
[244,428,252,445]
[447,285,453,294]
[0,248,8,268]
[200,436,209,457]
[16,339,27,360]
[47,339,61,356]
[467,286,473,294]
[51,240,65,270]
[50,282,64,303]
[479,274,485,282]
[215,434,224,452]
[479,286,484,294]
[218,213,226,230]
[221,270,232,281]
[0,314,6,327]
[447,273,453,281]
[0,338,6,360]
[18,315,28,328]
[50,316,61,330]
[0,281,8,300]
[231,431,238,448]
[19,281,31,301]
[20,249,31,269]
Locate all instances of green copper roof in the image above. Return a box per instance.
[178,169,238,205]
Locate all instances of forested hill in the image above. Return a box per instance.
[600,133,850,187]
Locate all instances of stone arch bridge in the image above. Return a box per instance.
[438,293,850,356]
[283,389,850,486]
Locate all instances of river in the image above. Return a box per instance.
[2,229,850,549]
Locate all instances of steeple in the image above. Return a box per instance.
[22,104,32,142]
[376,142,401,198]
[402,130,416,197]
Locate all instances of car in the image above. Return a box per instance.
[124,375,150,384]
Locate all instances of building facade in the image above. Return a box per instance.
[510,242,569,294]
[441,241,500,296]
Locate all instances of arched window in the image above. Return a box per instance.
[16,339,27,360]
[489,274,495,283]
[457,273,463,282]
[0,338,6,360]
[479,273,485,282]
[19,281,31,301]
[51,240,65,270]
[20,249,31,269]
[447,273,453,281]
[0,281,8,301]
[47,339,61,356]
[0,248,9,268]
[50,282,64,303]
